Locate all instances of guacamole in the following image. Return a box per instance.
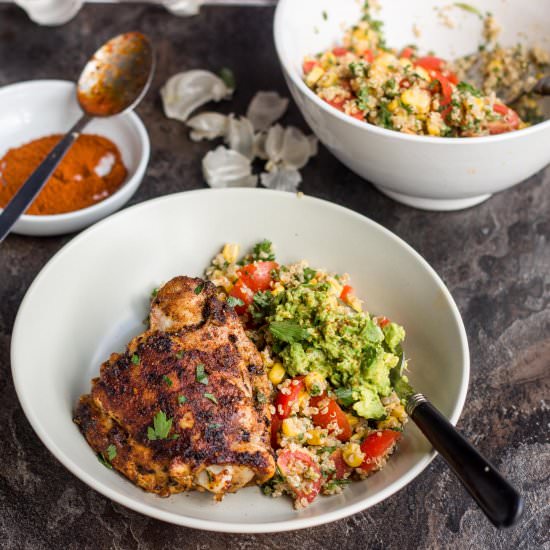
[266,279,405,420]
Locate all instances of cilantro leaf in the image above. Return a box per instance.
[106,444,117,461]
[227,296,244,308]
[269,320,308,343]
[457,81,482,97]
[147,410,174,440]
[334,387,355,407]
[303,267,317,282]
[162,375,173,387]
[204,392,218,404]
[97,452,113,469]
[131,353,140,365]
[196,364,208,385]
[176,350,185,359]
[194,283,205,295]
[151,287,159,299]
[219,67,236,89]
[178,395,187,404]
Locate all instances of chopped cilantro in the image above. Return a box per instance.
[194,283,205,295]
[147,410,174,441]
[162,375,173,387]
[303,267,317,282]
[219,67,236,89]
[106,444,117,461]
[178,395,187,404]
[204,392,218,404]
[176,350,185,359]
[356,87,370,110]
[322,10,328,20]
[457,81,483,97]
[97,452,113,469]
[196,364,208,385]
[378,103,393,129]
[252,239,275,261]
[227,296,244,308]
[151,287,159,299]
[316,446,338,455]
[269,320,308,344]
[209,422,222,429]
[131,353,140,365]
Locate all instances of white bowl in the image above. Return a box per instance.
[0,80,149,236]
[11,189,469,532]
[274,0,550,211]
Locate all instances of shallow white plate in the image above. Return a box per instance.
[11,189,469,532]
[0,80,149,236]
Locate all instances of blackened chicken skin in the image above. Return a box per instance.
[74,276,275,498]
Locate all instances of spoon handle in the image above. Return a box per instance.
[407,396,523,528]
[0,115,90,243]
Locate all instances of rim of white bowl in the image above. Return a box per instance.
[11,188,470,533]
[273,0,550,145]
[0,79,150,226]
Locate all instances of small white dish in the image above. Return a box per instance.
[11,189,469,533]
[0,80,149,236]
[274,0,550,211]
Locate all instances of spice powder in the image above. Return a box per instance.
[0,134,127,215]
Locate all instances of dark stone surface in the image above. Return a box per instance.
[0,4,548,549]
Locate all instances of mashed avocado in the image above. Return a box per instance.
[267,281,405,420]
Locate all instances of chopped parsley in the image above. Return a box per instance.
[227,296,244,308]
[196,364,208,385]
[194,283,205,295]
[162,375,173,387]
[218,67,236,89]
[147,410,174,441]
[204,392,218,404]
[269,320,309,344]
[131,353,140,365]
[177,395,187,404]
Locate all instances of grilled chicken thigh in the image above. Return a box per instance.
[74,276,275,498]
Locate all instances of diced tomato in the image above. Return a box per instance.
[229,279,254,315]
[415,55,445,72]
[340,285,353,302]
[362,49,375,63]
[488,103,520,135]
[277,449,322,505]
[237,261,278,293]
[377,316,390,328]
[330,449,352,480]
[399,47,414,59]
[446,71,459,85]
[309,395,352,442]
[359,430,401,473]
[273,377,305,420]
[302,59,319,74]
[431,70,452,106]
[324,97,346,111]
[332,46,349,57]
[350,111,365,121]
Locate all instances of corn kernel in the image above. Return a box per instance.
[297,390,310,408]
[320,52,337,69]
[342,443,365,468]
[371,52,398,69]
[307,428,327,446]
[327,278,343,297]
[345,412,359,428]
[347,295,363,312]
[222,243,240,264]
[426,119,441,136]
[487,59,502,73]
[304,372,327,396]
[377,416,400,430]
[306,66,325,87]
[319,71,339,88]
[387,99,399,112]
[282,417,302,437]
[401,88,431,114]
[413,66,431,81]
[269,363,286,385]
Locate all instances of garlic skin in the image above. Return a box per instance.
[14,0,83,26]
[202,146,257,188]
[162,0,204,16]
[161,70,234,123]
[186,112,228,142]
[246,91,289,132]
[260,167,302,193]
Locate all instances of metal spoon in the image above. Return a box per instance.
[0,31,154,243]
[506,74,550,105]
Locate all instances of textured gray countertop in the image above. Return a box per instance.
[0,4,549,549]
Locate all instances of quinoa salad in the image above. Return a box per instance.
[206,240,408,508]
[303,3,548,137]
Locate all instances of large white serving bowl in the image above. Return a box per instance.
[11,189,469,532]
[0,80,149,236]
[274,0,550,211]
